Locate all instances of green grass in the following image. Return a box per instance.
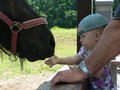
[0,26,77,79]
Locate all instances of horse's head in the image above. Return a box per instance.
[0,0,55,62]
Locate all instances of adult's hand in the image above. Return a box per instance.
[51,68,88,86]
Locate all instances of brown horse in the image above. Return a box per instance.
[0,0,55,62]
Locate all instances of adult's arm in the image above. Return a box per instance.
[86,2,120,74]
[86,20,120,75]
[51,21,120,85]
[51,3,120,85]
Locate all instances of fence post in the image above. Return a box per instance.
[96,0,114,21]
[77,0,92,52]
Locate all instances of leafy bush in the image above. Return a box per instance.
[27,0,77,28]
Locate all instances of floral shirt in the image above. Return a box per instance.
[78,46,117,90]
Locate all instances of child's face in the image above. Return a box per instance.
[80,30,99,50]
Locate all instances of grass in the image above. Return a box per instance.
[0,26,77,79]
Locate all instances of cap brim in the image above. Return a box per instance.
[77,30,85,36]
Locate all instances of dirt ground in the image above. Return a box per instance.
[0,72,54,90]
[0,66,120,90]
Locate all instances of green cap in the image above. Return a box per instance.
[78,14,108,35]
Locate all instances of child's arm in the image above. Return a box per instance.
[58,54,82,65]
[45,55,82,67]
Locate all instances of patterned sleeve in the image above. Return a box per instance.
[77,46,85,59]
[113,1,120,20]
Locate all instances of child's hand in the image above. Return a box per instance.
[45,55,59,67]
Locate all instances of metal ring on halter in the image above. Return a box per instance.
[9,54,18,62]
[10,21,21,32]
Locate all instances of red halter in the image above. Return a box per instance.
[0,11,48,55]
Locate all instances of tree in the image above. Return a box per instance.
[27,0,77,28]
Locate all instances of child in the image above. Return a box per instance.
[45,14,116,90]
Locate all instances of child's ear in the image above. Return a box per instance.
[95,32,100,40]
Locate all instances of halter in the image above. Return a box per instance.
[0,11,48,58]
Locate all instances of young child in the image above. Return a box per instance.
[45,14,116,90]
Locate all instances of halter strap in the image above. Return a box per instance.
[0,11,48,55]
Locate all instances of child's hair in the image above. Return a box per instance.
[78,14,108,35]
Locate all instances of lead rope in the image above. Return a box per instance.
[0,45,18,62]
[0,50,3,61]
[0,46,24,71]
[19,58,24,71]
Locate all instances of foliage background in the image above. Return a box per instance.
[27,0,77,28]
[27,0,119,28]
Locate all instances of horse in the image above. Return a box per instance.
[0,0,55,62]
